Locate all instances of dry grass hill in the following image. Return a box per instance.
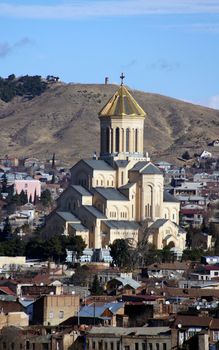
[0,81,219,166]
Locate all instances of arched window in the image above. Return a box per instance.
[116,128,120,153]
[121,171,124,185]
[135,129,138,152]
[126,129,130,152]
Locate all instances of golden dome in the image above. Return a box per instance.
[99,85,146,118]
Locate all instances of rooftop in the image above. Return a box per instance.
[105,220,139,230]
[71,185,92,197]
[83,159,114,171]
[98,85,146,118]
[88,327,171,336]
[84,206,107,219]
[94,187,128,201]
[56,211,80,222]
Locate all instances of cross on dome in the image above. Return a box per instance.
[120,72,125,85]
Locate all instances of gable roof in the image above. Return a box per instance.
[148,219,169,229]
[83,159,114,171]
[94,187,128,201]
[71,185,92,197]
[164,191,179,203]
[105,221,139,230]
[79,302,124,319]
[130,162,162,175]
[84,206,107,219]
[56,211,80,222]
[109,276,141,289]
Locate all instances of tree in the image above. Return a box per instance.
[90,275,104,295]
[182,151,191,160]
[71,265,90,286]
[1,217,12,240]
[182,248,203,261]
[110,239,132,269]
[19,190,28,205]
[51,153,56,169]
[66,236,86,259]
[1,173,7,193]
[41,189,52,206]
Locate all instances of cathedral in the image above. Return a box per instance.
[43,76,186,253]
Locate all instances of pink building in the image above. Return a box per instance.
[14,179,41,202]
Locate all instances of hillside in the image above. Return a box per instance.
[0,82,218,166]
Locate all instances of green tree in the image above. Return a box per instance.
[41,189,52,206]
[182,248,203,262]
[182,151,191,160]
[19,190,28,205]
[90,275,104,295]
[1,217,12,240]
[66,235,86,259]
[1,173,7,193]
[71,265,90,286]
[110,239,132,269]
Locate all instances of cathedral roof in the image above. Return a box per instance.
[131,162,162,175]
[71,185,92,197]
[99,85,146,118]
[148,219,169,229]
[105,221,139,230]
[56,211,80,222]
[141,163,162,175]
[163,191,179,203]
[94,187,128,201]
[84,206,107,219]
[83,159,114,171]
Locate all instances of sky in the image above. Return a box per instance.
[1,0,219,108]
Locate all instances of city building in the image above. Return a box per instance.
[42,80,186,253]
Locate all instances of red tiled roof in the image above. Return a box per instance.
[0,286,15,296]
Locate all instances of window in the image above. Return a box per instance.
[92,342,95,349]
[121,172,124,185]
[126,129,130,152]
[111,342,114,350]
[25,183,28,188]
[124,347,130,350]
[117,342,120,350]
[148,344,152,350]
[135,343,139,350]
[163,344,167,350]
[135,129,138,152]
[142,344,146,350]
[59,310,64,319]
[3,343,6,350]
[214,272,219,276]
[116,128,120,153]
[213,331,219,341]
[11,344,14,350]
[156,343,160,350]
[49,311,54,319]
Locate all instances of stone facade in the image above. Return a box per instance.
[42,83,186,252]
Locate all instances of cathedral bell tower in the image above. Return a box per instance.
[98,74,147,162]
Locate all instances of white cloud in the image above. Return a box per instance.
[206,95,219,110]
[1,1,219,20]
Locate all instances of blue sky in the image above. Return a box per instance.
[1,0,219,108]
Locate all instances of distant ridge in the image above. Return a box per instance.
[0,82,218,165]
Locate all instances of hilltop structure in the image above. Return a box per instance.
[43,76,186,253]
